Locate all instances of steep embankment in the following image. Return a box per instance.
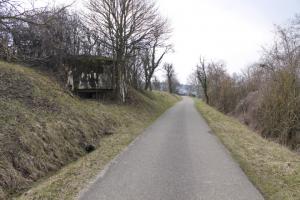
[0,61,180,200]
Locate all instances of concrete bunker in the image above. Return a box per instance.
[65,56,115,99]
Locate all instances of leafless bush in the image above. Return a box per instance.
[194,15,300,149]
[256,18,300,147]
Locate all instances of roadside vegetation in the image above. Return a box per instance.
[195,100,300,200]
[0,0,181,198]
[0,0,179,103]
[0,61,180,200]
[190,15,300,150]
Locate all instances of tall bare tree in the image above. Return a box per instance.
[142,17,172,90]
[87,0,160,102]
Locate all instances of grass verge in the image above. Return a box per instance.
[0,61,180,200]
[14,93,180,200]
[195,99,300,200]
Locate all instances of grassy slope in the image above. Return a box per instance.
[195,100,300,200]
[0,61,180,200]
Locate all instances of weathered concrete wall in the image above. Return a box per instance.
[65,56,114,91]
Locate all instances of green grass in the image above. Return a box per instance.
[195,99,300,200]
[0,61,180,200]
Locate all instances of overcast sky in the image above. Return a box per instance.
[155,0,300,83]
[38,0,300,83]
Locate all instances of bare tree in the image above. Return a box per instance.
[0,0,43,60]
[142,17,172,90]
[190,15,300,148]
[7,8,89,68]
[0,0,71,63]
[0,0,39,25]
[163,63,175,93]
[87,0,160,102]
[256,19,300,146]
[196,56,209,104]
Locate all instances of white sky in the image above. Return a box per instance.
[155,0,300,83]
[34,0,300,83]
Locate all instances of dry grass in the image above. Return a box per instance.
[14,116,160,200]
[0,61,180,200]
[195,99,300,200]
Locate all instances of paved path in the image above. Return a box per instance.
[78,97,264,200]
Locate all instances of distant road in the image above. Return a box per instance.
[78,97,264,200]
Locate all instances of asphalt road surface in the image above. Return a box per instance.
[78,97,264,200]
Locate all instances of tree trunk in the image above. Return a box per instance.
[205,92,209,104]
[144,78,151,90]
[168,77,172,93]
[203,84,209,104]
[113,59,127,103]
[149,81,152,91]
